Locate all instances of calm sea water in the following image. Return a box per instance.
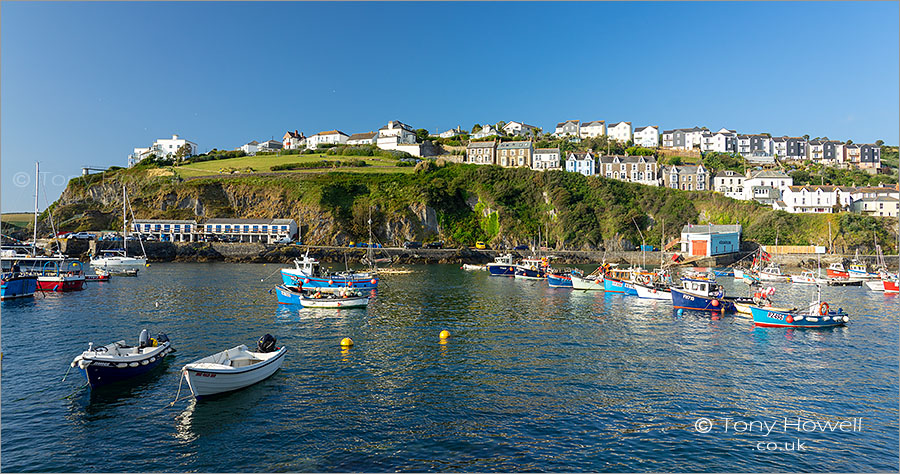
[2,263,898,472]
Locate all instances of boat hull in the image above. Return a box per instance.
[604,278,636,295]
[78,343,173,388]
[37,276,85,292]
[671,288,735,313]
[634,283,672,300]
[184,347,286,398]
[514,266,546,280]
[486,264,516,276]
[864,280,884,292]
[1,275,38,300]
[749,306,848,328]
[571,275,604,290]
[827,268,849,279]
[849,269,879,279]
[281,269,377,291]
[884,280,899,294]
[547,273,573,288]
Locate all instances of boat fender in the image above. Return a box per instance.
[129,362,139,368]
[141,360,149,365]
[347,281,353,287]
[794,315,804,322]
[842,315,849,323]
[786,315,793,323]
[328,280,334,285]
[807,317,819,323]
[117,363,128,368]
[304,278,310,284]
[819,302,829,316]
[371,279,377,285]
[149,357,156,363]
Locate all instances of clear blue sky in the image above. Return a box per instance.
[2,1,898,212]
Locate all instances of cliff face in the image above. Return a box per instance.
[51,173,443,246]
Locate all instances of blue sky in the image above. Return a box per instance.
[2,1,898,212]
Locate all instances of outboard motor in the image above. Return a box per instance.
[156,333,169,344]
[257,334,277,353]
[139,329,150,348]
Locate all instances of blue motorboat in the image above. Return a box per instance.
[70,330,173,388]
[514,257,548,280]
[713,268,735,277]
[750,304,849,328]
[670,278,740,313]
[1,272,38,300]
[547,270,574,288]
[486,254,516,277]
[280,254,377,292]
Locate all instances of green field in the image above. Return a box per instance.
[171,153,414,178]
[1,213,33,228]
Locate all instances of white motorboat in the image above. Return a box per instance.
[299,293,370,308]
[864,280,885,292]
[461,264,485,271]
[790,270,828,285]
[633,282,672,300]
[758,265,789,282]
[183,335,286,398]
[571,274,604,290]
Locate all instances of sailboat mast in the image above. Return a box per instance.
[32,162,39,255]
[123,185,127,258]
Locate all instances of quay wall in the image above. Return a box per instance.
[33,239,900,270]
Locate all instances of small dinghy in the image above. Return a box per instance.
[182,334,286,398]
[461,264,486,271]
[85,269,111,282]
[70,329,173,388]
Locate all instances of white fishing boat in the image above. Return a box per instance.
[758,265,789,282]
[791,270,828,285]
[461,264,486,271]
[182,335,286,398]
[864,280,885,292]
[299,293,370,308]
[571,273,604,290]
[90,186,147,270]
[633,282,672,300]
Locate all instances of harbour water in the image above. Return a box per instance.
[2,263,898,472]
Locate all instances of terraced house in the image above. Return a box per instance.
[632,125,660,148]
[598,155,658,186]
[497,141,533,168]
[465,140,497,165]
[532,147,561,171]
[554,120,580,138]
[661,164,709,191]
[579,120,606,138]
[606,121,633,143]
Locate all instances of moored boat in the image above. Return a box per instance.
[571,273,604,290]
[514,257,548,280]
[1,259,38,300]
[790,270,828,285]
[182,335,286,398]
[280,253,377,292]
[633,282,672,300]
[70,329,173,388]
[486,254,516,277]
[671,278,742,313]
[758,264,790,282]
[275,284,370,308]
[750,289,849,328]
[826,262,849,279]
[547,270,574,288]
[461,264,486,271]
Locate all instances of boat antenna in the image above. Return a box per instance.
[40,176,62,256]
[632,217,646,269]
[125,186,147,258]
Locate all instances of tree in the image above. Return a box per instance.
[471,124,482,134]
[495,121,506,134]
[846,139,853,145]
[415,128,429,142]
[802,134,810,140]
[175,144,193,160]
[875,139,884,147]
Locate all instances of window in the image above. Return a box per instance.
[215,225,221,232]
[262,226,268,232]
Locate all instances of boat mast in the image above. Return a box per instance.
[32,162,39,255]
[123,185,128,258]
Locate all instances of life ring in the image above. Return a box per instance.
[819,302,829,316]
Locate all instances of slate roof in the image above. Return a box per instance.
[681,224,742,235]
[497,141,533,149]
[347,132,377,141]
[467,141,497,149]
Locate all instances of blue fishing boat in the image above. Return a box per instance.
[602,268,643,295]
[671,278,738,313]
[547,270,574,288]
[280,254,377,292]
[750,300,849,328]
[70,330,173,388]
[274,284,369,308]
[514,257,548,280]
[486,254,516,277]
[1,272,38,300]
[713,268,734,277]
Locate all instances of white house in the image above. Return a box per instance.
[554,120,580,138]
[238,140,259,156]
[743,169,792,204]
[579,120,606,138]
[632,126,659,148]
[307,130,349,149]
[775,185,854,213]
[502,121,541,137]
[565,151,595,176]
[700,129,736,153]
[532,147,561,171]
[347,132,377,145]
[712,170,745,200]
[377,121,417,145]
[851,196,899,217]
[680,224,742,257]
[258,140,283,153]
[130,134,198,165]
[282,130,306,150]
[470,124,500,140]
[438,126,464,138]
[606,122,633,143]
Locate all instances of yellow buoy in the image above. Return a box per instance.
[340,337,354,347]
[439,330,450,340]
[145,263,151,267]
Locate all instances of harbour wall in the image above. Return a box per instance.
[33,239,899,270]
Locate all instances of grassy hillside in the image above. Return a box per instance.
[52,161,898,253]
[169,153,413,178]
